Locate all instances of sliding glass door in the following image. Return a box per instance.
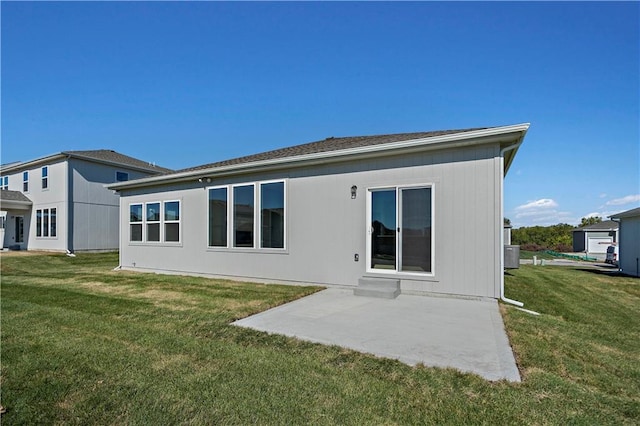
[368,186,432,273]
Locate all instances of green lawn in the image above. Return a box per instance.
[1,253,639,424]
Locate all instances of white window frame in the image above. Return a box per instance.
[42,166,49,190]
[163,200,181,243]
[365,183,435,277]
[145,202,161,243]
[129,201,181,245]
[259,179,287,249]
[207,179,287,252]
[35,207,58,239]
[207,185,230,248]
[23,171,29,192]
[231,183,257,249]
[129,203,144,242]
[0,176,8,190]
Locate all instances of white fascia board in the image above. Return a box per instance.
[0,200,33,210]
[0,153,67,174]
[108,123,530,191]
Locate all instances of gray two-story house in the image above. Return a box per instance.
[0,150,170,252]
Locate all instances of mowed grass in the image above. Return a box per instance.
[1,253,639,424]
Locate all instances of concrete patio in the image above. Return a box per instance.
[233,288,521,382]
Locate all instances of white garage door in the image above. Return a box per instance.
[587,237,613,254]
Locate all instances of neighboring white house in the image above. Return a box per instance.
[0,150,171,252]
[108,124,529,300]
[572,220,619,256]
[610,208,640,277]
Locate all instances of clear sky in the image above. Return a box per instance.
[2,1,638,227]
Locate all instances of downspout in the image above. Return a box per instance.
[499,142,524,307]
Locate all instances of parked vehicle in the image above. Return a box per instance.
[605,245,619,265]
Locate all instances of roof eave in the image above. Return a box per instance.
[62,152,169,175]
[108,123,530,191]
[0,153,67,173]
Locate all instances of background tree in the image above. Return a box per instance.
[580,216,602,227]
[512,223,575,252]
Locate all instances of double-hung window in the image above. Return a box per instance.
[23,172,29,192]
[146,203,161,242]
[130,204,143,242]
[0,176,8,190]
[129,201,180,243]
[164,201,180,242]
[208,180,286,250]
[42,167,48,189]
[35,208,57,238]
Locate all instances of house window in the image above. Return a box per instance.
[43,209,50,237]
[35,208,57,238]
[208,187,228,247]
[130,204,143,242]
[208,180,286,250]
[260,181,285,249]
[116,171,129,182]
[23,171,29,192]
[233,185,255,248]
[164,201,180,242]
[146,203,161,242]
[36,210,42,237]
[51,208,57,237]
[42,167,49,189]
[0,176,8,190]
[129,201,180,244]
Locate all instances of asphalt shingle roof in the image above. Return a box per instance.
[574,220,619,231]
[63,150,173,174]
[610,207,640,219]
[0,189,32,203]
[177,128,486,173]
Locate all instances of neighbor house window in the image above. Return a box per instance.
[130,204,143,242]
[164,201,180,242]
[50,208,57,237]
[43,209,49,237]
[42,167,48,189]
[35,208,57,238]
[116,171,129,182]
[1,176,8,190]
[146,203,161,242]
[208,187,228,247]
[36,210,42,237]
[260,181,285,249]
[23,171,29,192]
[129,201,180,244]
[208,180,286,250]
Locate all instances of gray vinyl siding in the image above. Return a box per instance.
[118,143,504,299]
[22,160,69,251]
[69,158,158,251]
[618,215,640,277]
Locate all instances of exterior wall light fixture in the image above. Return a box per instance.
[351,185,357,199]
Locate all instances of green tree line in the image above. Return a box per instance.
[509,216,602,252]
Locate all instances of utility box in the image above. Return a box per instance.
[504,245,520,269]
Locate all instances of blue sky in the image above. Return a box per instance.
[2,2,638,227]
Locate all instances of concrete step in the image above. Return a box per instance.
[354,277,400,299]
